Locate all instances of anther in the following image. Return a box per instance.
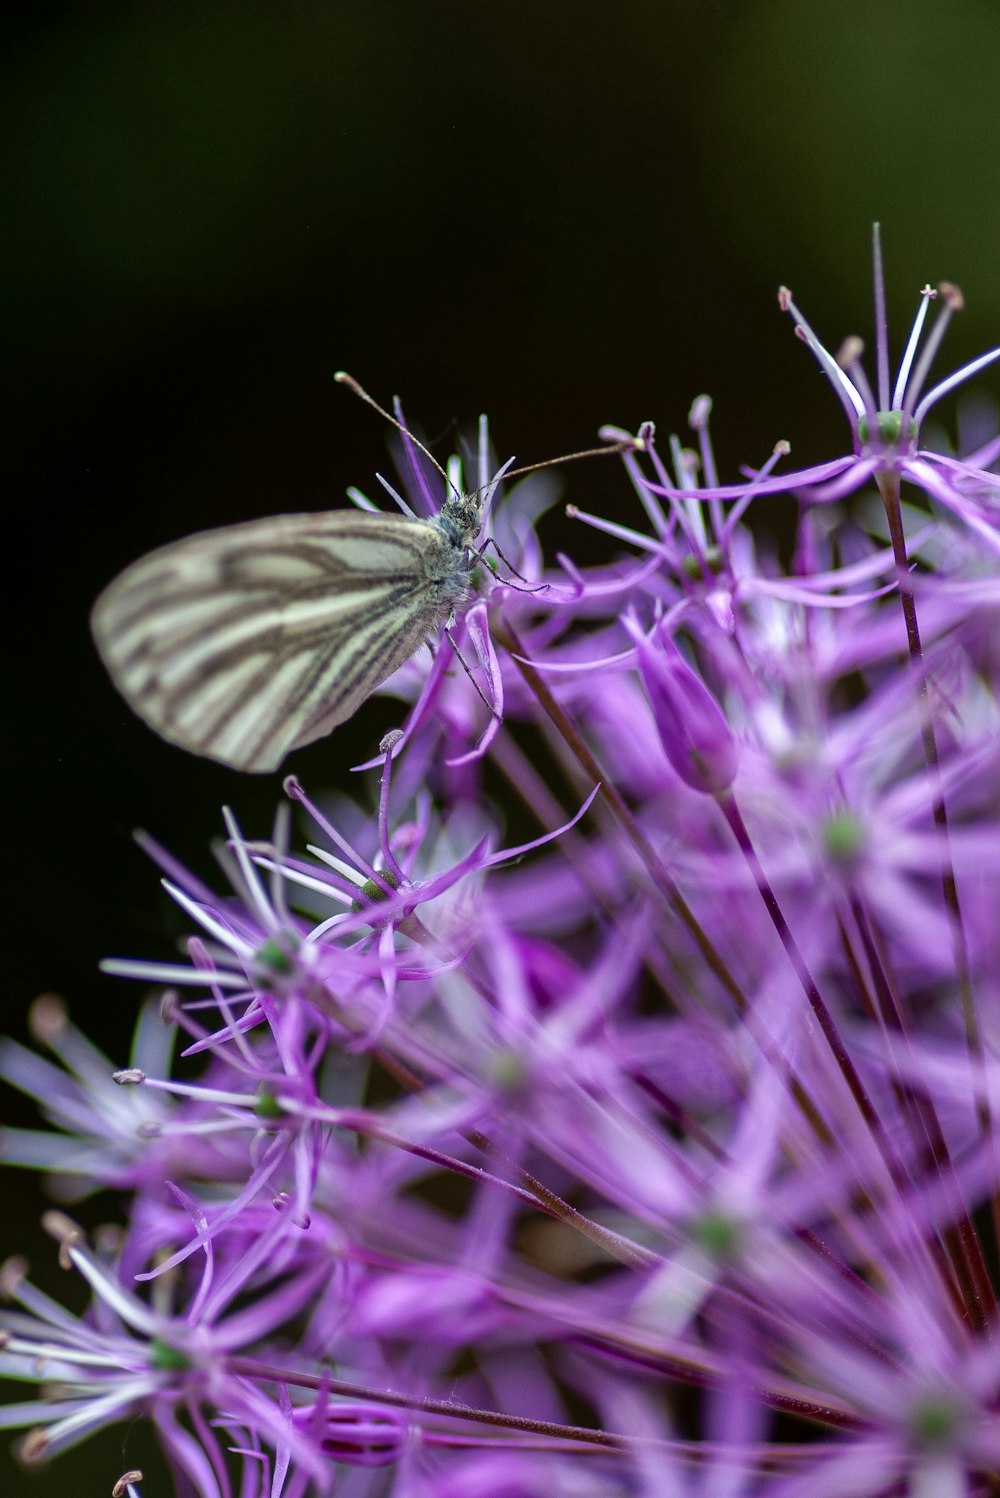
[159,991,181,1024]
[835,336,865,370]
[0,1256,28,1298]
[113,1068,145,1086]
[28,994,68,1044]
[688,395,713,429]
[41,1210,84,1268]
[20,1429,49,1464]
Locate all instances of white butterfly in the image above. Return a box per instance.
[91,493,490,774]
[91,375,631,773]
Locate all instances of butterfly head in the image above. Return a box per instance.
[437,490,484,550]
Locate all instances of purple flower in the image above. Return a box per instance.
[634,226,1000,557]
[0,995,203,1195]
[0,1209,332,1494]
[4,233,1000,1495]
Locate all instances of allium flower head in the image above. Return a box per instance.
[776,230,1000,549]
[4,229,1000,1496]
[0,1209,332,1492]
[623,225,1000,563]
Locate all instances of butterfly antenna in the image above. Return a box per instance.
[339,370,648,504]
[335,371,457,492]
[502,435,645,482]
[467,431,649,504]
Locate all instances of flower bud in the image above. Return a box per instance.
[295,1403,407,1468]
[629,622,739,794]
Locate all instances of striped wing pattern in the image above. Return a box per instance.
[91,510,465,772]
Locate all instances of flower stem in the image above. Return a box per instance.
[718,792,989,1331]
[876,468,999,1242]
[494,620,745,1009]
[496,620,845,1158]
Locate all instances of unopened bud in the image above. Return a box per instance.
[306,1403,408,1468]
[628,622,739,794]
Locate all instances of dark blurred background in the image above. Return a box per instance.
[4,0,1000,1489]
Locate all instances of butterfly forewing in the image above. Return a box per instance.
[92,509,469,772]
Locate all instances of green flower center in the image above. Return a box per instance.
[490,1048,529,1092]
[857,410,917,446]
[908,1391,967,1450]
[151,1337,191,1372]
[256,936,295,976]
[822,811,866,863]
[693,1211,743,1262]
[255,1088,284,1120]
[353,867,400,910]
[680,546,724,582]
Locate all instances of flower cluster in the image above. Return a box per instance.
[3,229,1000,1495]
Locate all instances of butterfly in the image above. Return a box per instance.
[92,499,492,773]
[91,374,632,773]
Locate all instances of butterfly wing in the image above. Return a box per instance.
[91,510,457,772]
